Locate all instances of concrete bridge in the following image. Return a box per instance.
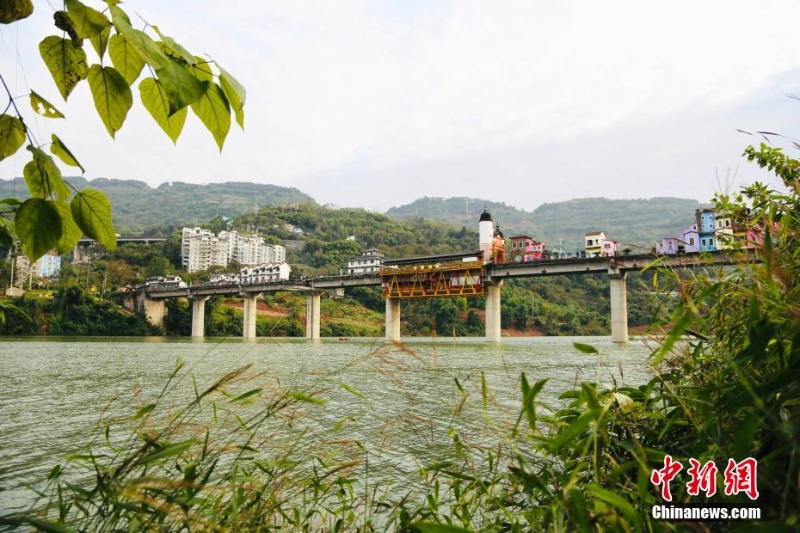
[124,250,755,344]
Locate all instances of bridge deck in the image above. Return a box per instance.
[140,250,758,298]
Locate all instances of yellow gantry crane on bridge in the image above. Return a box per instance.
[379,260,485,299]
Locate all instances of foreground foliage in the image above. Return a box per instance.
[1,0,245,262]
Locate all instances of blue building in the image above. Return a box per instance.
[695,208,717,252]
[38,252,62,277]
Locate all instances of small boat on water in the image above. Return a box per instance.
[338,337,350,341]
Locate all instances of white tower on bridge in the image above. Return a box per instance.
[479,207,493,264]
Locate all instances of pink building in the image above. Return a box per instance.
[508,235,546,262]
[585,231,619,258]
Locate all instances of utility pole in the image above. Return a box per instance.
[9,248,14,289]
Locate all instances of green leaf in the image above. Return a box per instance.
[15,198,62,262]
[0,226,13,247]
[0,0,33,24]
[191,82,230,151]
[569,488,592,533]
[24,146,70,201]
[65,0,110,39]
[108,6,169,70]
[135,439,194,466]
[586,484,638,525]
[14,516,77,533]
[87,65,133,138]
[230,388,262,403]
[188,56,214,82]
[53,201,83,254]
[0,115,26,161]
[70,189,116,250]
[410,524,475,533]
[573,342,599,355]
[90,24,111,60]
[133,403,155,420]
[548,408,598,452]
[219,66,245,129]
[157,59,208,115]
[53,11,80,45]
[287,392,327,405]
[337,382,367,400]
[39,35,88,101]
[50,134,85,172]
[30,90,65,119]
[138,77,187,144]
[47,464,62,481]
[520,373,547,432]
[152,25,196,65]
[108,33,145,85]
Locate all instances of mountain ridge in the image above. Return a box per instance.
[0,177,709,246]
[386,195,707,249]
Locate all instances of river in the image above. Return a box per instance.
[0,336,657,516]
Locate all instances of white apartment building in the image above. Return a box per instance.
[12,250,62,287]
[181,227,228,272]
[240,262,291,284]
[347,248,385,275]
[182,227,288,272]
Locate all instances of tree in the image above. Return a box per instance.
[0,1,245,264]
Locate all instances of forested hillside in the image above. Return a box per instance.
[0,174,705,248]
[235,204,479,276]
[386,196,705,249]
[0,177,313,236]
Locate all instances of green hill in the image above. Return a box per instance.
[0,177,314,236]
[386,196,706,250]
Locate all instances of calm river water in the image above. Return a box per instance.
[0,336,656,515]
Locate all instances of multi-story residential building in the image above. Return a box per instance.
[656,237,682,255]
[585,231,618,258]
[715,213,735,250]
[240,262,291,283]
[508,235,546,262]
[657,222,701,255]
[680,223,700,253]
[659,207,766,255]
[347,249,386,275]
[181,227,228,272]
[696,208,717,252]
[182,227,288,272]
[12,250,62,287]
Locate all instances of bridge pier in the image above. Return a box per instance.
[385,297,401,342]
[191,296,210,338]
[143,299,167,332]
[306,293,321,340]
[242,293,262,339]
[485,281,503,342]
[609,271,628,343]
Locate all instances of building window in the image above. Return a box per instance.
[689,238,695,246]
[701,239,706,246]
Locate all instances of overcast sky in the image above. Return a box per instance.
[3,1,800,212]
